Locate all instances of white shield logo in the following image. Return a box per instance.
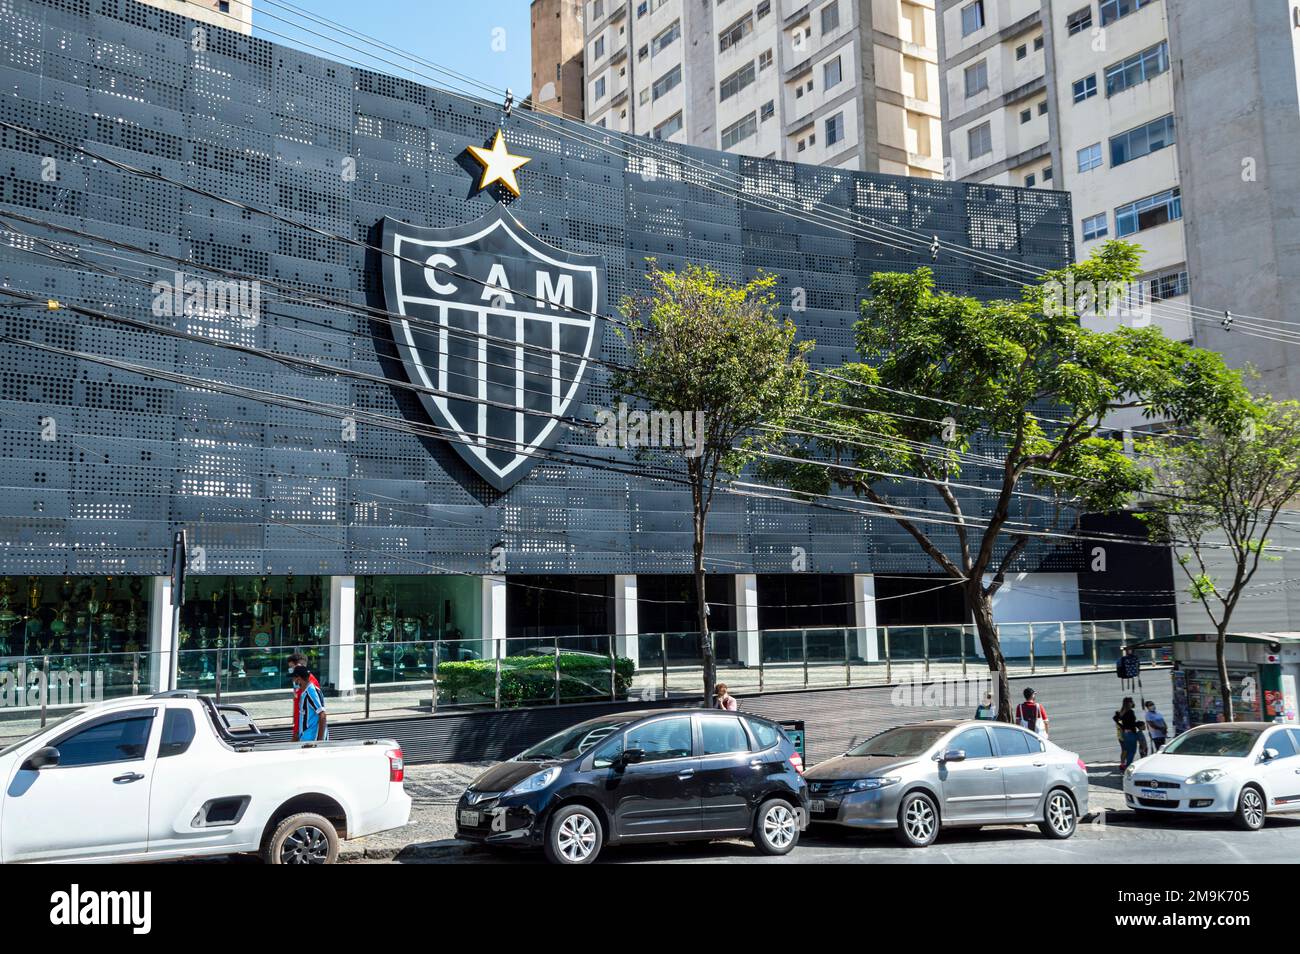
[379,206,604,491]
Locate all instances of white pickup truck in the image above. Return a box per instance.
[0,690,411,864]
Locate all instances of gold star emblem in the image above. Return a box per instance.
[466,129,531,198]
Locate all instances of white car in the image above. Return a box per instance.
[1123,722,1300,830]
[0,690,411,863]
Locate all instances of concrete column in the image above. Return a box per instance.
[734,573,760,666]
[480,575,507,659]
[148,576,176,692]
[613,574,639,668]
[853,574,879,662]
[328,576,356,695]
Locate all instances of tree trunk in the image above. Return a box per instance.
[694,522,715,705]
[969,585,1011,722]
[1217,624,1234,722]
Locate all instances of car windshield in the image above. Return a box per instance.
[0,710,80,758]
[1163,728,1263,758]
[516,718,631,761]
[846,726,949,758]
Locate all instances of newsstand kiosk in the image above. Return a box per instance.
[1129,633,1300,734]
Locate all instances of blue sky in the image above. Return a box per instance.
[253,1,533,105]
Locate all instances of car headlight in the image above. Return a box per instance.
[503,766,561,798]
[1185,769,1226,785]
[846,777,901,792]
[1123,764,1135,780]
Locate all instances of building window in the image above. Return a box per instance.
[821,1,840,34]
[1024,173,1036,188]
[1115,187,1182,236]
[968,121,992,159]
[1082,212,1108,241]
[594,35,605,60]
[653,19,681,54]
[759,48,773,69]
[639,88,649,104]
[797,138,807,152]
[826,111,844,146]
[824,55,843,89]
[1148,269,1190,301]
[638,44,649,60]
[1100,0,1152,27]
[594,76,606,99]
[1066,7,1092,35]
[758,0,771,17]
[1020,108,1031,124]
[719,13,754,51]
[721,112,758,149]
[654,111,683,139]
[760,99,775,121]
[964,60,988,97]
[1077,142,1103,172]
[1037,100,1048,115]
[720,61,757,101]
[1042,165,1052,181]
[1016,44,1028,60]
[637,0,648,16]
[1072,74,1097,102]
[1105,41,1169,96]
[652,64,681,100]
[1110,114,1175,166]
[592,0,603,19]
[1033,35,1044,50]
[961,0,985,36]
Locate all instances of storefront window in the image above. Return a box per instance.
[177,575,330,693]
[353,575,482,685]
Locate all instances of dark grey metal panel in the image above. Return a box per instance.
[0,0,1080,578]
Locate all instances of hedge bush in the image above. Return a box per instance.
[436,652,635,707]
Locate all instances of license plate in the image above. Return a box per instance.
[1140,789,1167,800]
[810,799,826,813]
[458,809,482,827]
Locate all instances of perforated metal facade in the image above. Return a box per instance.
[0,0,1079,580]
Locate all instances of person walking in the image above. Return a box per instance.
[974,691,996,720]
[1015,687,1049,739]
[293,665,329,741]
[712,683,738,711]
[1113,696,1139,769]
[1144,700,1169,750]
[287,652,321,742]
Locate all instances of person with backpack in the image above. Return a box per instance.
[1015,687,1049,739]
[293,665,329,741]
[974,691,995,720]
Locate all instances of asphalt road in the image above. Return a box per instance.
[379,811,1300,864]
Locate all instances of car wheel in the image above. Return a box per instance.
[895,791,939,848]
[1039,789,1078,839]
[1233,785,1266,831]
[753,798,800,855]
[544,804,603,864]
[263,812,340,865]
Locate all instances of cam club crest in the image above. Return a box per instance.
[379,206,605,491]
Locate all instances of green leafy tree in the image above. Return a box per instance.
[771,242,1248,720]
[1136,396,1300,721]
[614,264,812,701]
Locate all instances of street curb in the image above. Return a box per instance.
[341,838,468,862]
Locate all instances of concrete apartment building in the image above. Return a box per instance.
[579,0,945,177]
[532,0,588,119]
[937,0,1192,347]
[138,0,253,33]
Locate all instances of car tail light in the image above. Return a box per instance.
[1076,757,1087,773]
[387,748,405,783]
[789,751,804,775]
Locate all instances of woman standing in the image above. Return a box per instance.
[1113,696,1139,769]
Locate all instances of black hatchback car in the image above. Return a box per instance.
[455,708,808,863]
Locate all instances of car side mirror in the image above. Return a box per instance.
[22,746,60,770]
[619,748,645,768]
[1262,747,1280,762]
[938,749,966,763]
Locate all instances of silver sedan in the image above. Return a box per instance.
[804,719,1090,847]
